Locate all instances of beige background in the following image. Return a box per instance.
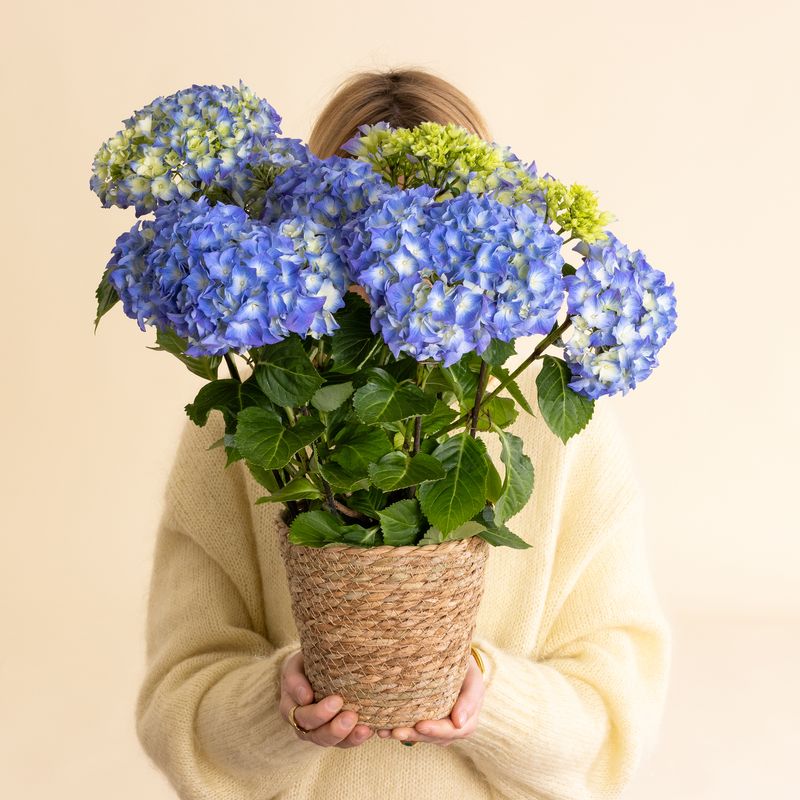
[2,0,797,796]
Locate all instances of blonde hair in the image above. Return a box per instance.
[307,66,492,159]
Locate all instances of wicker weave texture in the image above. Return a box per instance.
[277,518,490,729]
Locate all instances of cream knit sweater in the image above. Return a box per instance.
[135,363,671,800]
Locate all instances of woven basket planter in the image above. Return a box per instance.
[277,513,490,729]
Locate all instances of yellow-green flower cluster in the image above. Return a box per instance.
[531,176,615,244]
[340,121,538,201]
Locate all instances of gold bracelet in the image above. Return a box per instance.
[470,644,486,676]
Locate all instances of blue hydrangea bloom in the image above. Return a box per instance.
[560,232,678,398]
[106,196,349,356]
[342,186,566,366]
[260,154,392,254]
[90,82,306,216]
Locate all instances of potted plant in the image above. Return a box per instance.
[91,83,677,729]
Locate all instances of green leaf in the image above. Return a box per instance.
[381,355,419,384]
[442,520,487,541]
[255,476,322,504]
[341,524,380,547]
[421,367,455,398]
[476,396,518,430]
[185,379,273,427]
[419,400,459,435]
[310,381,354,412]
[417,434,489,534]
[378,499,424,545]
[329,425,392,473]
[330,293,382,373]
[481,338,516,366]
[493,430,534,524]
[246,462,281,492]
[484,456,503,503]
[368,451,445,491]
[476,506,531,549]
[536,355,595,443]
[418,527,444,546]
[562,263,577,276]
[254,336,323,406]
[288,509,376,547]
[234,406,323,470]
[353,368,436,423]
[490,365,535,416]
[318,461,370,492]
[288,510,347,546]
[93,268,119,332]
[440,361,479,410]
[149,328,222,381]
[347,487,387,519]
[293,416,327,448]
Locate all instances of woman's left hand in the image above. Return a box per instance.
[377,655,486,746]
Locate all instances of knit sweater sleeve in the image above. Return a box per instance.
[451,401,672,800]
[135,412,322,798]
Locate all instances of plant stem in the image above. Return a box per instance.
[334,500,362,519]
[321,476,338,516]
[224,353,241,382]
[481,317,572,405]
[469,361,489,438]
[431,317,573,438]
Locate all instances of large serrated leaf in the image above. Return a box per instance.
[328,425,392,473]
[93,268,119,332]
[368,451,445,490]
[481,338,516,366]
[490,364,535,416]
[476,507,532,549]
[149,327,222,381]
[254,336,322,406]
[353,368,436,423]
[184,379,272,427]
[310,381,354,412]
[329,293,382,373]
[234,406,323,470]
[536,355,595,443]
[318,461,370,492]
[378,499,424,545]
[255,476,322,504]
[493,429,534,524]
[288,510,377,547]
[417,434,489,534]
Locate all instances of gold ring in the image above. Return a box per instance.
[470,644,486,676]
[288,703,312,735]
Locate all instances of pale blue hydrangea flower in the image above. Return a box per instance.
[560,232,678,397]
[106,196,348,355]
[342,186,565,366]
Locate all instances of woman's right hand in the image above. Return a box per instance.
[279,648,374,748]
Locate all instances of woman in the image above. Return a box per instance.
[135,67,671,800]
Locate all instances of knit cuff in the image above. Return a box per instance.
[450,636,596,779]
[195,641,321,777]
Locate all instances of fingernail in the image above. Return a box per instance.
[453,712,464,727]
[417,725,431,735]
[328,695,343,710]
[300,689,312,703]
[397,731,408,740]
